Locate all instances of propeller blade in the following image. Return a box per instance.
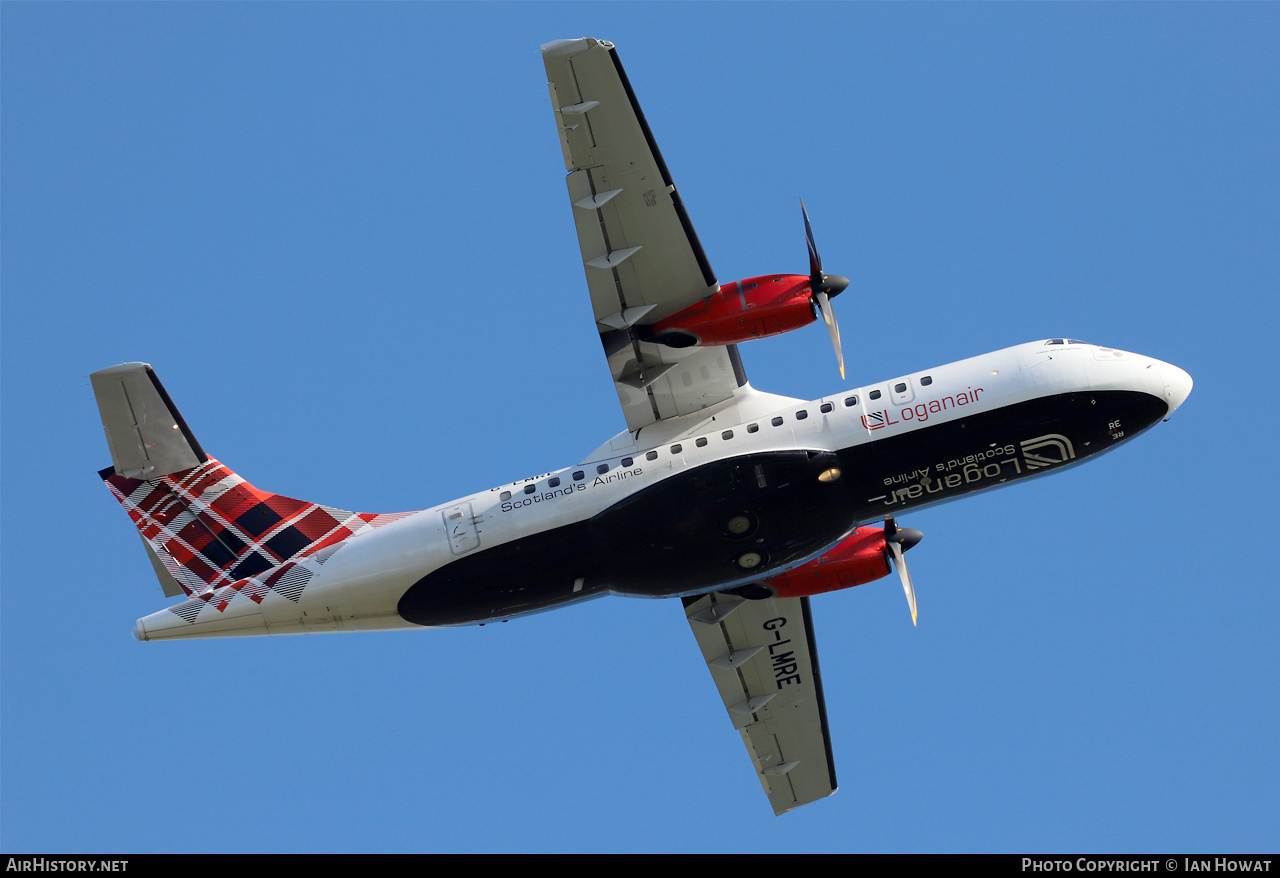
[801,199,849,378]
[888,540,918,626]
[815,291,845,380]
[801,198,822,280]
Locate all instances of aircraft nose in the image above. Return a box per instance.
[1159,362,1193,415]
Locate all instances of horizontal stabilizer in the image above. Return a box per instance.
[91,363,207,479]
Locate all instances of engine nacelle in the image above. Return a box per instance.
[763,526,893,599]
[644,274,816,348]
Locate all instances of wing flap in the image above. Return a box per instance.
[683,592,837,815]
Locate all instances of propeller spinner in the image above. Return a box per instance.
[801,199,850,379]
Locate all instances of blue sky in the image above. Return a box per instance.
[3,3,1277,853]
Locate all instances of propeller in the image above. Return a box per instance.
[883,517,924,626]
[801,199,851,379]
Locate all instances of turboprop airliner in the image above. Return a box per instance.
[91,38,1193,815]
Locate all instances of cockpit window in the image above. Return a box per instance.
[1067,339,1087,345]
[1045,339,1064,345]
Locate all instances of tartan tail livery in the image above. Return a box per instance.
[92,363,415,641]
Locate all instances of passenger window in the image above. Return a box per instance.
[844,396,858,407]
[671,444,682,454]
[747,423,759,433]
[573,471,584,481]
[548,477,560,488]
[721,430,733,440]
[500,491,511,501]
[820,402,833,414]
[622,457,633,467]
[646,451,658,461]
[920,376,932,386]
[696,437,708,447]
[597,464,609,474]
[894,383,907,393]
[771,417,784,427]
[869,390,881,400]
[524,484,536,494]
[795,410,808,420]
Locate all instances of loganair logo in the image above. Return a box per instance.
[861,387,985,431]
[1020,433,1076,470]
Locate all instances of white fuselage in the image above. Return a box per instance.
[133,340,1191,641]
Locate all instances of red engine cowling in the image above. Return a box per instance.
[763,527,892,599]
[645,275,816,347]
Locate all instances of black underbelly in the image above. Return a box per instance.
[398,449,853,625]
[397,390,1166,626]
[837,389,1167,521]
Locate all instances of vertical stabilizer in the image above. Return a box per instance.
[92,364,416,608]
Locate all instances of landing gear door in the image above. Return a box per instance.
[443,502,481,556]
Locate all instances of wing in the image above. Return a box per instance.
[542,38,747,433]
[683,592,837,815]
